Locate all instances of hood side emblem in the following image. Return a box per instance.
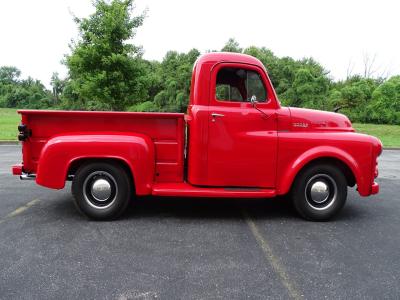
[292,122,309,128]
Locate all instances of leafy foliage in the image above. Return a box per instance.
[243,47,330,109]
[222,38,243,53]
[328,76,379,122]
[0,66,53,109]
[366,76,400,124]
[64,0,146,111]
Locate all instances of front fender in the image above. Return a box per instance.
[36,133,155,195]
[277,146,366,196]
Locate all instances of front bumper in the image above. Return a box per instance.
[371,182,379,195]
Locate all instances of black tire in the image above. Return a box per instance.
[291,163,347,221]
[71,162,132,220]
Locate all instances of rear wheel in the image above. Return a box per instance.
[291,164,347,221]
[72,162,132,220]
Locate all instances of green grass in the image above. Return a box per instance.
[353,123,400,148]
[0,108,399,147]
[0,108,19,141]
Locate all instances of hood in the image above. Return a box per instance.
[288,107,354,132]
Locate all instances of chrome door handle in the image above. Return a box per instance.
[211,113,224,122]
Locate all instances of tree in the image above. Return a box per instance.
[327,76,380,122]
[243,45,331,108]
[0,66,21,85]
[363,53,378,79]
[243,46,281,88]
[50,72,66,103]
[366,76,400,124]
[0,66,52,108]
[222,38,242,53]
[64,0,146,111]
[0,66,21,107]
[135,48,200,113]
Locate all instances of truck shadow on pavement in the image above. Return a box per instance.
[48,193,366,222]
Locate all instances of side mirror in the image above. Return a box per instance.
[250,95,258,107]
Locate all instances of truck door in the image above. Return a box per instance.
[206,63,277,188]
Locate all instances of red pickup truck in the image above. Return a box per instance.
[12,52,382,221]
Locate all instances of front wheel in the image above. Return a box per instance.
[291,164,347,221]
[71,162,132,220]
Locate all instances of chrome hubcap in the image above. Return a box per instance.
[91,179,112,201]
[305,174,337,210]
[310,181,329,203]
[83,171,118,209]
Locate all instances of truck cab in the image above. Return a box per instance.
[12,52,382,221]
[187,53,279,188]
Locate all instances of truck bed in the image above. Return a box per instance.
[18,110,185,183]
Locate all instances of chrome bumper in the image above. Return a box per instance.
[19,173,74,181]
[20,173,36,180]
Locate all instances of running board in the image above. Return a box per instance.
[19,173,74,181]
[152,183,276,198]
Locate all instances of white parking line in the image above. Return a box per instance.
[243,211,302,300]
[0,199,40,224]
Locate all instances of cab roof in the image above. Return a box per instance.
[195,52,265,70]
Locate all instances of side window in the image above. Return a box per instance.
[247,71,267,102]
[215,67,267,102]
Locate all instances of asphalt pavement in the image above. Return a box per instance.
[0,145,399,299]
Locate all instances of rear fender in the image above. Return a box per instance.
[36,133,155,195]
[278,146,366,196]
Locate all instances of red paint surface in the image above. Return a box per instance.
[12,164,22,175]
[13,52,382,198]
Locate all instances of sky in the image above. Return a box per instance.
[0,0,399,88]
